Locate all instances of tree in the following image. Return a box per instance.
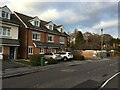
[75,31,85,49]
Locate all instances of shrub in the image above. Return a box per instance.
[73,51,80,60]
[47,58,58,64]
[73,51,84,60]
[30,54,43,66]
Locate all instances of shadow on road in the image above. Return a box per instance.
[69,79,101,90]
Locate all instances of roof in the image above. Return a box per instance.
[1,14,20,26]
[0,38,20,46]
[14,12,69,37]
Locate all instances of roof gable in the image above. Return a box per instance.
[28,16,40,22]
[2,5,12,13]
[29,16,41,27]
[1,5,12,20]
[56,25,64,32]
[45,21,54,30]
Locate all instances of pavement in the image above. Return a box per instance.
[1,57,116,79]
[2,60,87,79]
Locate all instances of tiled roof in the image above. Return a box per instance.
[14,12,69,37]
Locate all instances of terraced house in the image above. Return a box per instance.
[0,6,20,60]
[14,12,69,59]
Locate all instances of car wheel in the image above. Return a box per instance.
[63,57,68,61]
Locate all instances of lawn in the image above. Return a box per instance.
[16,60,32,66]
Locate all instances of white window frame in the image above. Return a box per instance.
[32,33,40,41]
[40,48,44,54]
[0,27,11,36]
[60,37,65,44]
[48,35,54,42]
[28,46,33,55]
[60,28,63,32]
[0,46,3,54]
[2,11,9,19]
[49,25,53,30]
[34,21,40,27]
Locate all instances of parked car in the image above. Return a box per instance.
[56,52,73,61]
[44,52,62,61]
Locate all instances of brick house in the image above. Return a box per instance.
[14,12,69,59]
[0,6,20,60]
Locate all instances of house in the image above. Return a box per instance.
[0,6,20,60]
[14,12,69,59]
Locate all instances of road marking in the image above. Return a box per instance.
[99,72,120,89]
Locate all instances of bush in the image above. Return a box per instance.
[73,51,84,60]
[47,58,58,64]
[73,52,80,60]
[30,54,43,66]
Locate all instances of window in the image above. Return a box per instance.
[34,21,39,27]
[2,11,9,19]
[0,47,3,54]
[60,28,63,32]
[3,28,7,36]
[28,47,33,55]
[40,48,44,54]
[49,25,53,30]
[0,27,11,36]
[32,33,40,41]
[48,35,54,42]
[60,37,64,44]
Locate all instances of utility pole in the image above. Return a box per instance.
[101,29,103,58]
[101,29,103,51]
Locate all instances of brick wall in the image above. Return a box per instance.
[3,46,9,55]
[18,26,28,59]
[54,35,60,44]
[18,27,68,59]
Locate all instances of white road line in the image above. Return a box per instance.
[99,72,120,89]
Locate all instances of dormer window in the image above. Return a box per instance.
[57,27,64,32]
[1,6,12,19]
[34,21,39,27]
[49,25,53,30]
[60,28,63,32]
[29,16,40,27]
[2,11,9,19]
[45,21,54,30]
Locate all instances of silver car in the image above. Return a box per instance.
[44,52,62,61]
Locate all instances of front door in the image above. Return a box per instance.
[10,47,15,59]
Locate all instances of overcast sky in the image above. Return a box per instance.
[1,0,119,38]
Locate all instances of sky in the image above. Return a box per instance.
[1,0,119,38]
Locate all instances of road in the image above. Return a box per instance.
[2,57,119,89]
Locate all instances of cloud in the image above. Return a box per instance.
[39,9,60,21]
[1,1,118,38]
[92,19,118,30]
